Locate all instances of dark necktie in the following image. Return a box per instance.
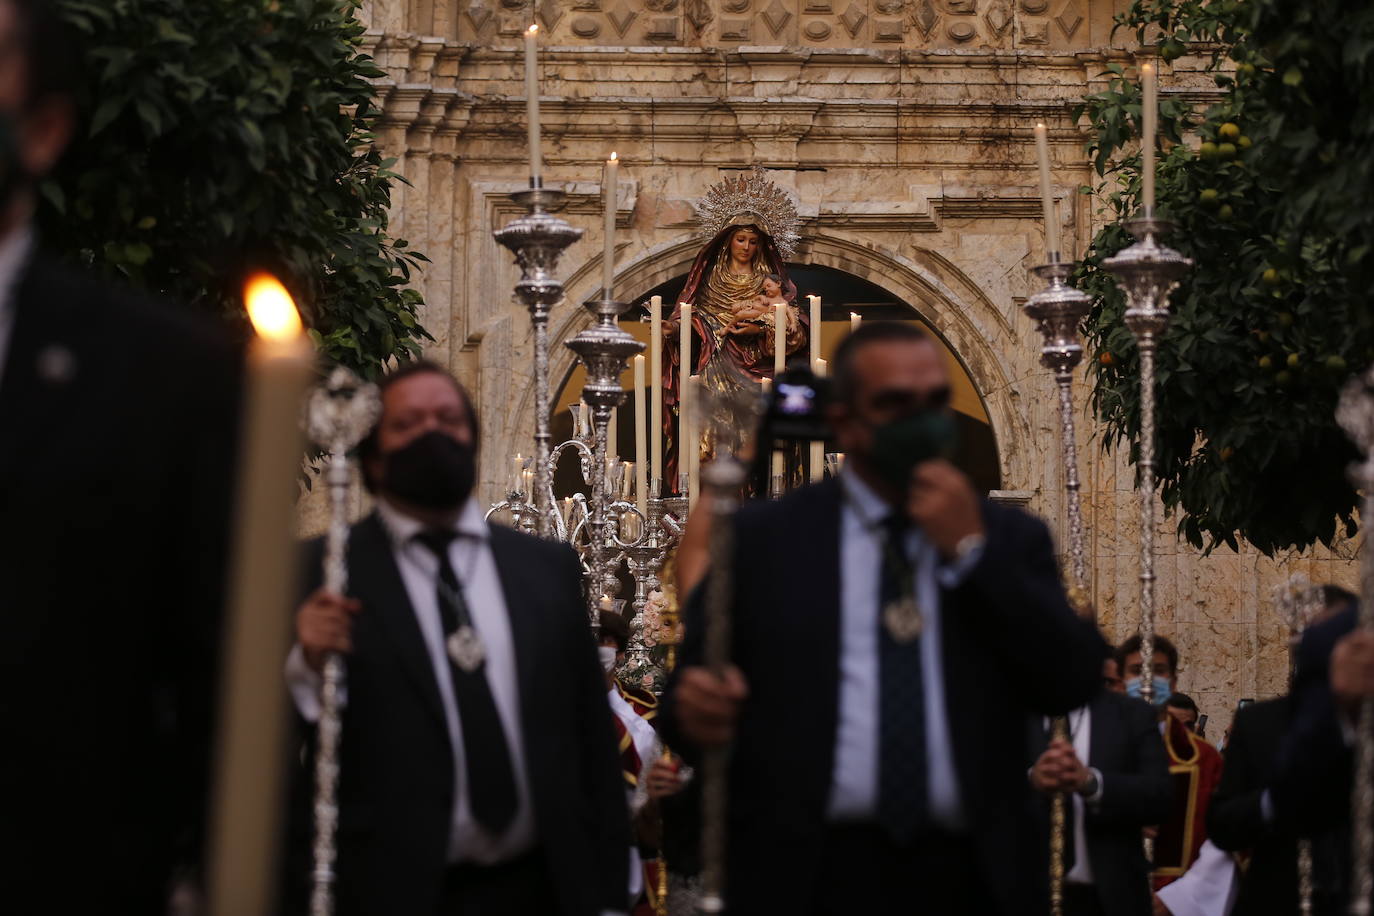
[414,530,519,837]
[877,513,928,843]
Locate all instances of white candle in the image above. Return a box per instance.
[621,461,634,500]
[649,295,662,488]
[562,496,575,530]
[633,354,647,515]
[686,375,700,505]
[850,312,861,333]
[209,274,311,916]
[808,295,821,368]
[809,357,827,483]
[679,304,691,494]
[1034,122,1059,261]
[521,468,534,503]
[578,398,591,439]
[602,152,618,299]
[511,453,524,494]
[607,406,618,465]
[773,302,786,377]
[524,25,541,185]
[1141,62,1157,213]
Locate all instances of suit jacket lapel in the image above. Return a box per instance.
[0,259,80,482]
[799,480,844,809]
[487,525,540,714]
[351,514,448,731]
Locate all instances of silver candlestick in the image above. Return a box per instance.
[1103,213,1192,705]
[1335,368,1374,916]
[302,368,381,916]
[1024,258,1094,916]
[565,296,646,618]
[494,187,584,538]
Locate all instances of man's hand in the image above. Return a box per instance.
[645,758,685,800]
[1331,629,1374,713]
[1029,738,1088,794]
[908,459,984,560]
[296,587,361,674]
[673,665,749,747]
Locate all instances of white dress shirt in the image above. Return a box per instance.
[0,225,35,381]
[826,468,982,828]
[285,496,537,865]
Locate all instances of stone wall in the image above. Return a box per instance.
[313,0,1361,727]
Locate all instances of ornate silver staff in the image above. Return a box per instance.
[1024,258,1094,916]
[1335,369,1374,916]
[565,294,645,617]
[1103,214,1192,706]
[495,187,584,538]
[302,367,381,916]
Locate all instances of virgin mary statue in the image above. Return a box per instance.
[664,168,807,483]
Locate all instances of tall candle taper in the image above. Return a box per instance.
[1141,62,1157,214]
[808,295,820,367]
[685,375,700,504]
[679,303,692,494]
[633,354,648,515]
[1034,122,1059,261]
[809,357,827,483]
[850,312,861,333]
[209,274,311,916]
[524,24,541,186]
[650,295,663,489]
[602,152,618,298]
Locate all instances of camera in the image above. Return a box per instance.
[747,361,833,494]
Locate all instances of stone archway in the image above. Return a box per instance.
[498,230,1036,498]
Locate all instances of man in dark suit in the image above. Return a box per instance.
[0,2,242,910]
[664,321,1107,915]
[1028,669,1174,916]
[285,361,629,916]
[1265,597,1374,913]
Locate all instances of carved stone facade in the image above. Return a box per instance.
[318,0,1359,724]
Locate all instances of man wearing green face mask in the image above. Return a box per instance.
[664,321,1108,915]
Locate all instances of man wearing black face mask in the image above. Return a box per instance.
[283,361,630,916]
[663,321,1106,915]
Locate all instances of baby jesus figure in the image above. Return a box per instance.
[725,274,788,337]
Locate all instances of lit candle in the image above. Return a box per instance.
[679,303,691,494]
[773,302,786,377]
[562,497,575,530]
[1141,61,1157,214]
[808,295,821,368]
[1034,122,1059,261]
[621,461,634,500]
[599,594,614,614]
[209,273,311,916]
[649,295,662,488]
[686,375,701,505]
[511,453,524,494]
[809,357,827,483]
[579,398,591,439]
[633,354,648,515]
[850,311,861,333]
[521,468,534,503]
[524,24,541,185]
[602,152,618,299]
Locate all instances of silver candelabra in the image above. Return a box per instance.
[1024,257,1095,916]
[302,368,381,916]
[1103,213,1192,706]
[1335,369,1374,916]
[494,186,584,538]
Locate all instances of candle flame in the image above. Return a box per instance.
[1141,61,1154,76]
[527,23,538,34]
[244,273,302,342]
[609,151,618,162]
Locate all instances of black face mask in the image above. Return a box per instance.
[382,430,476,510]
[863,410,958,492]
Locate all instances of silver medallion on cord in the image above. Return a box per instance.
[883,596,923,643]
[447,626,485,673]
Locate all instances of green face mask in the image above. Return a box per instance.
[867,411,958,491]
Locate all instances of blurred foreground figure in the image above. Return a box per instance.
[0,0,242,909]
[664,322,1106,915]
[282,362,629,916]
